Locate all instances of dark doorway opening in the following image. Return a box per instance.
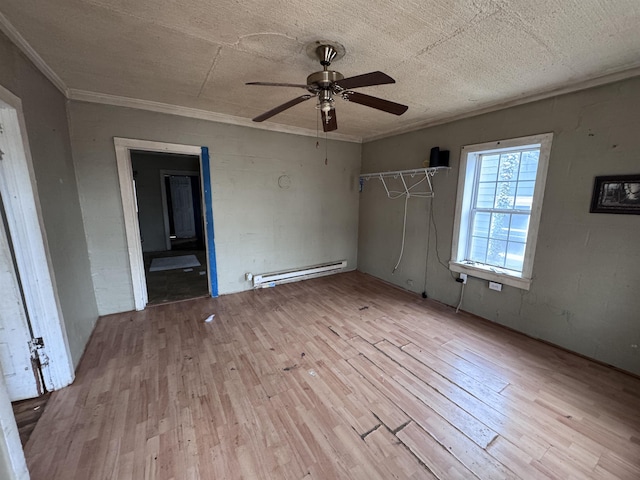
[131,151,209,305]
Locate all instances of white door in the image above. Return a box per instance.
[0,203,38,401]
[170,175,196,238]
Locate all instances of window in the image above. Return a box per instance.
[450,133,553,289]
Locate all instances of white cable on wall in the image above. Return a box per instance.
[361,169,441,275]
[392,194,410,273]
[385,175,429,199]
[456,282,465,313]
[389,176,430,273]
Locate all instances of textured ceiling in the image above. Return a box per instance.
[1,0,640,141]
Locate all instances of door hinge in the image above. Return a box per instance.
[29,337,49,367]
[28,337,44,353]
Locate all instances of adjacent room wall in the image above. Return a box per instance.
[359,76,640,375]
[68,101,362,315]
[0,31,98,367]
[131,152,200,253]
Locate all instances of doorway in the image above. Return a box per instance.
[131,151,208,305]
[114,138,218,310]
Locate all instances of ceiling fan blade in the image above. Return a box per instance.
[343,91,408,115]
[252,95,313,122]
[246,81,309,89]
[321,108,338,132]
[335,71,395,90]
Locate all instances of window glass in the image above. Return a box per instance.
[469,149,541,272]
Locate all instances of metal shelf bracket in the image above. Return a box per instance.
[359,167,448,198]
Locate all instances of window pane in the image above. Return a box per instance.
[508,214,530,242]
[476,182,496,208]
[519,150,539,181]
[473,212,491,238]
[498,153,520,181]
[479,155,499,182]
[514,181,535,210]
[469,236,488,263]
[505,241,525,271]
[494,182,516,209]
[487,239,507,267]
[490,213,510,240]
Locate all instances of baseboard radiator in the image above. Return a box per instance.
[253,260,347,288]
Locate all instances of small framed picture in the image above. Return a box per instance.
[590,175,640,214]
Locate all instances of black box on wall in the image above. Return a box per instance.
[429,147,450,168]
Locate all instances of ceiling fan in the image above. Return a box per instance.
[246,44,408,132]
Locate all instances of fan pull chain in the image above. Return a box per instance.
[325,131,328,165]
[316,108,320,149]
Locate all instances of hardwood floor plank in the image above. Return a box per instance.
[486,436,552,480]
[351,336,498,449]
[21,272,640,479]
[326,358,410,432]
[363,425,435,479]
[397,422,475,480]
[400,333,511,392]
[379,340,551,459]
[595,449,640,479]
[345,353,515,478]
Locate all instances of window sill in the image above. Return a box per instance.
[449,262,531,290]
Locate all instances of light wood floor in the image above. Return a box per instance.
[24,272,640,479]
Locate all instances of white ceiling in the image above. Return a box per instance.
[1,0,639,141]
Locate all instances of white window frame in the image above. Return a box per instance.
[450,133,553,290]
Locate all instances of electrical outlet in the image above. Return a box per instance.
[489,281,503,292]
[459,273,467,284]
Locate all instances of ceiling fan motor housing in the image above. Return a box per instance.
[307,70,344,89]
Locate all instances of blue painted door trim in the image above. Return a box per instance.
[201,147,218,297]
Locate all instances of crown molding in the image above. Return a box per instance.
[363,65,640,143]
[68,89,363,143]
[0,11,68,96]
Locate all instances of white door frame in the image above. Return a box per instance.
[159,170,200,251]
[0,83,75,479]
[114,138,208,310]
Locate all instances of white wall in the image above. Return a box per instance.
[68,102,362,315]
[358,76,640,375]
